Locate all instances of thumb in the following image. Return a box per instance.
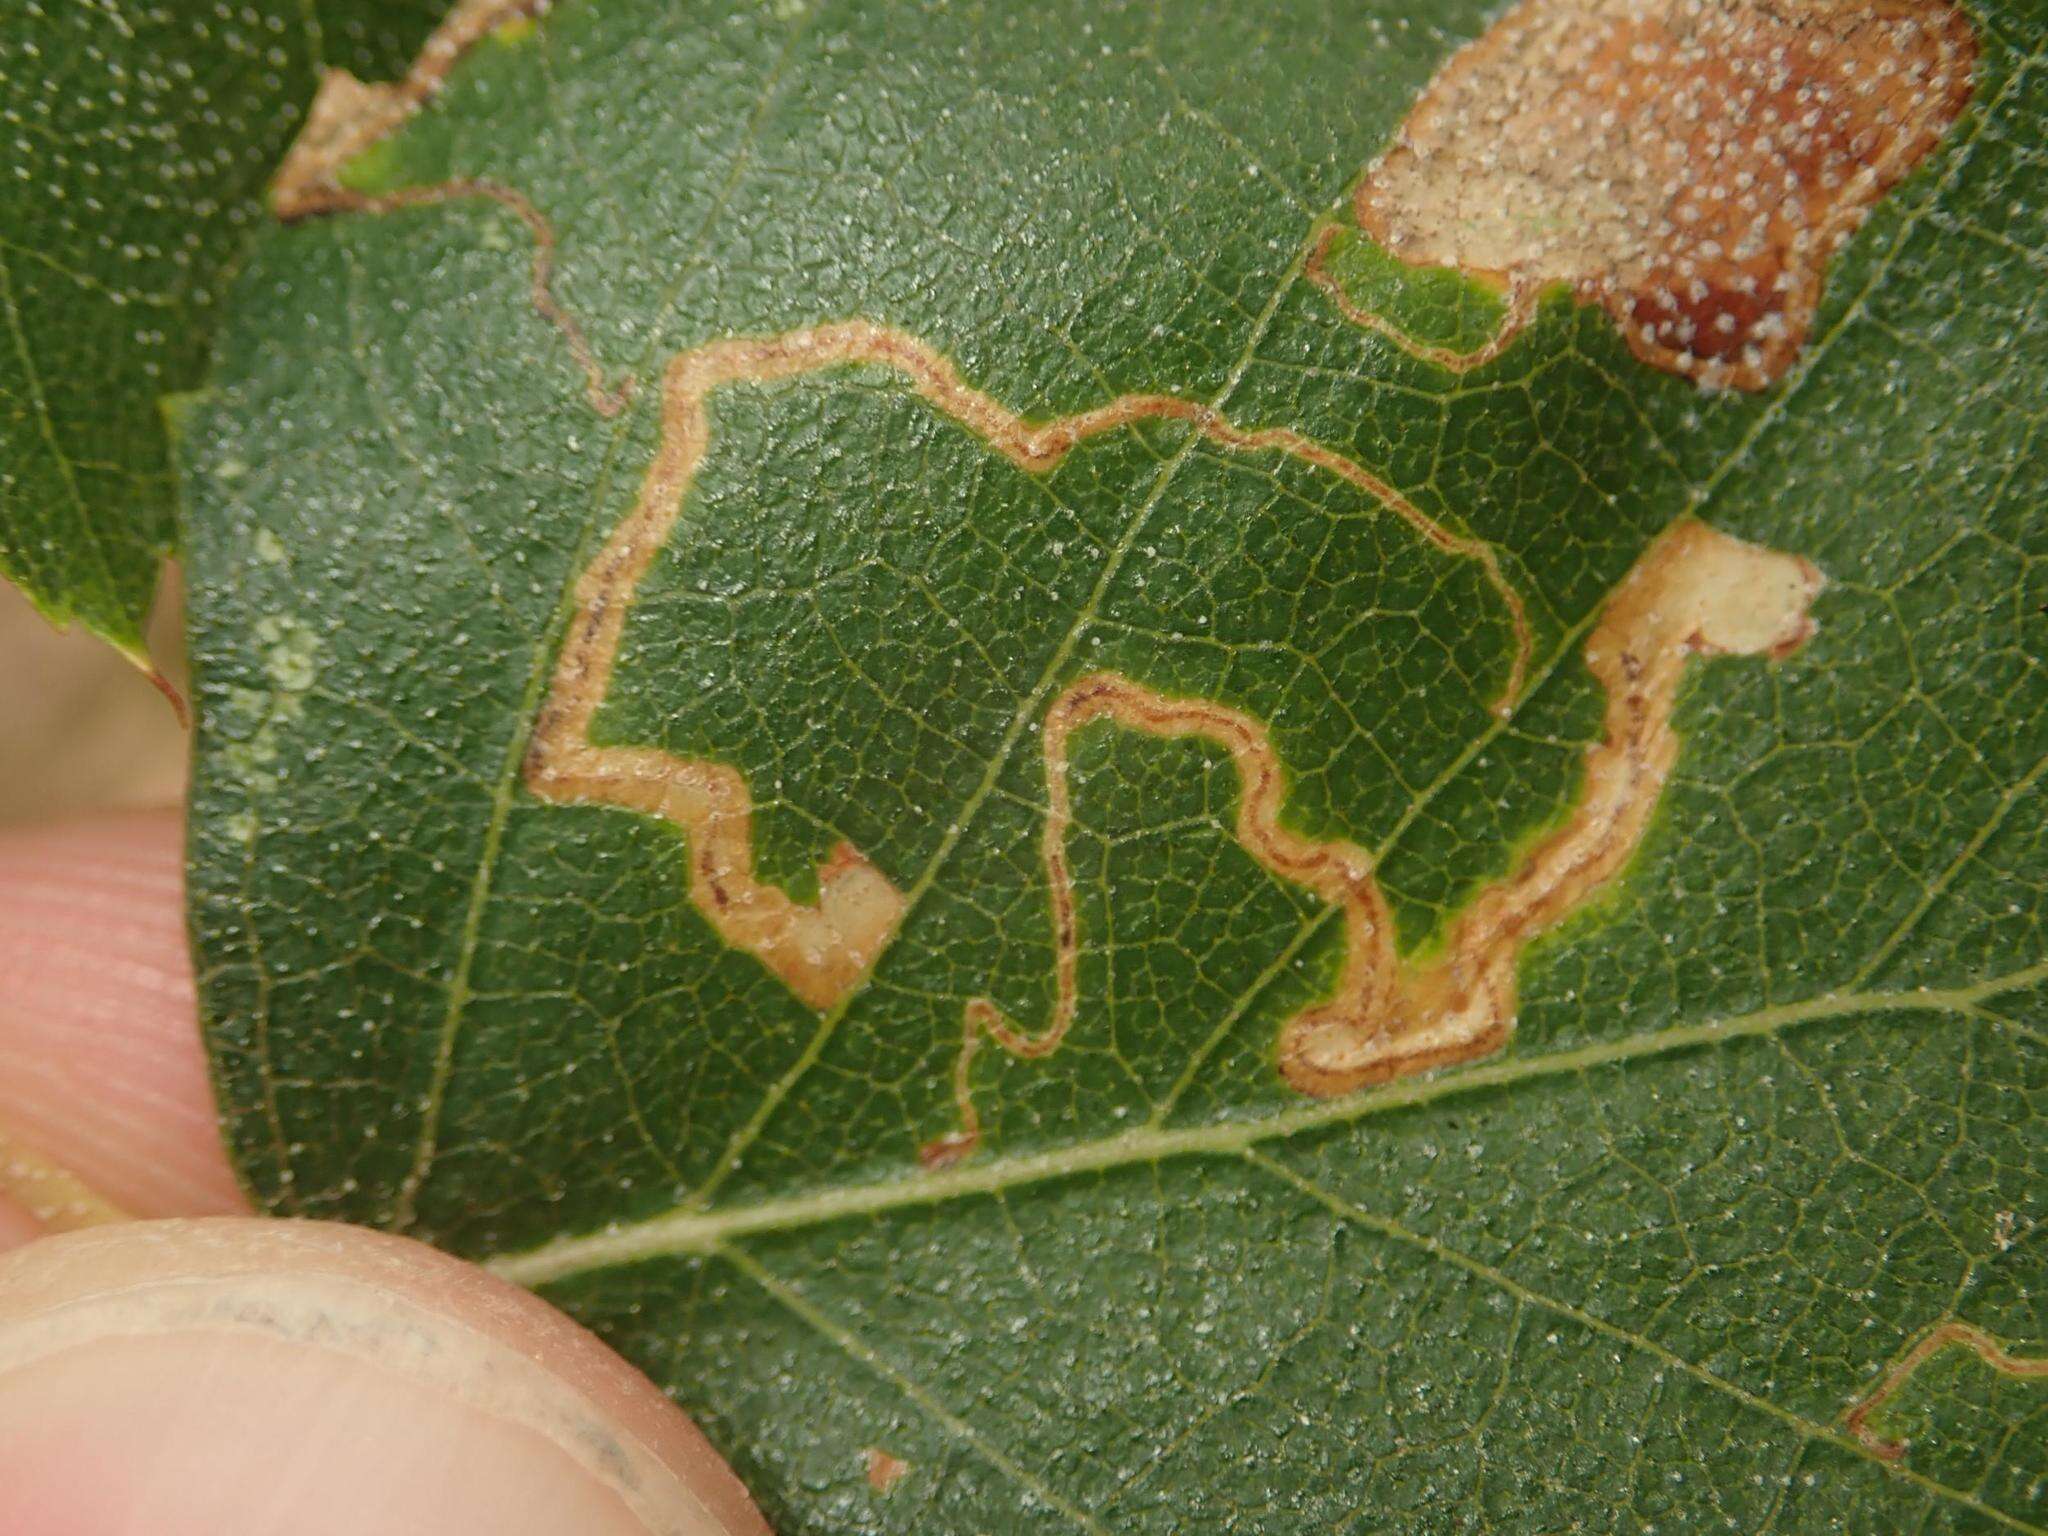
[0,1217,769,1536]
[0,810,243,1228]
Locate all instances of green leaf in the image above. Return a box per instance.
[0,0,440,652]
[181,0,2046,1529]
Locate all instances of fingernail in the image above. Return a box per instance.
[0,1219,767,1536]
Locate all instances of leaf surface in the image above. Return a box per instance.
[182,1,2047,1529]
[0,0,439,651]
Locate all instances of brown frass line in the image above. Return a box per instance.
[1842,1322,2048,1462]
[267,0,631,417]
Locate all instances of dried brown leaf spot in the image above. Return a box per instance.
[864,1448,910,1493]
[1353,0,1976,388]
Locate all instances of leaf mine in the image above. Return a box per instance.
[269,0,544,221]
[925,519,1824,1164]
[185,0,2043,1523]
[1340,0,1976,387]
[267,6,1855,1165]
[268,0,631,418]
[522,322,1530,1021]
[1843,1322,2048,1461]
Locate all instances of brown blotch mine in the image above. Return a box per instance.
[1350,0,1976,388]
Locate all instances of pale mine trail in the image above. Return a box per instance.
[923,521,1819,1164]
[1303,225,1539,375]
[1843,1323,2048,1459]
[267,0,1829,1165]
[522,319,1532,1018]
[514,325,1819,1169]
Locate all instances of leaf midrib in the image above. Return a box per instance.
[487,960,2046,1285]
[491,965,2045,1536]
[501,965,2048,1536]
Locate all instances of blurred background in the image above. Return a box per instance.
[1,574,187,823]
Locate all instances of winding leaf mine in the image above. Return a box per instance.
[497,313,1829,1166]
[1844,1322,2048,1460]
[928,523,1822,1163]
[470,285,1824,1169]
[521,320,1530,1021]
[178,0,2047,1526]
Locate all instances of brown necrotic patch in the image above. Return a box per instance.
[1349,0,1975,388]
[924,521,1822,1165]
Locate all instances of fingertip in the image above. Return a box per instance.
[0,1191,39,1255]
[0,1218,769,1536]
[0,812,244,1219]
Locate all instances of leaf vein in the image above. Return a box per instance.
[487,963,2045,1285]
